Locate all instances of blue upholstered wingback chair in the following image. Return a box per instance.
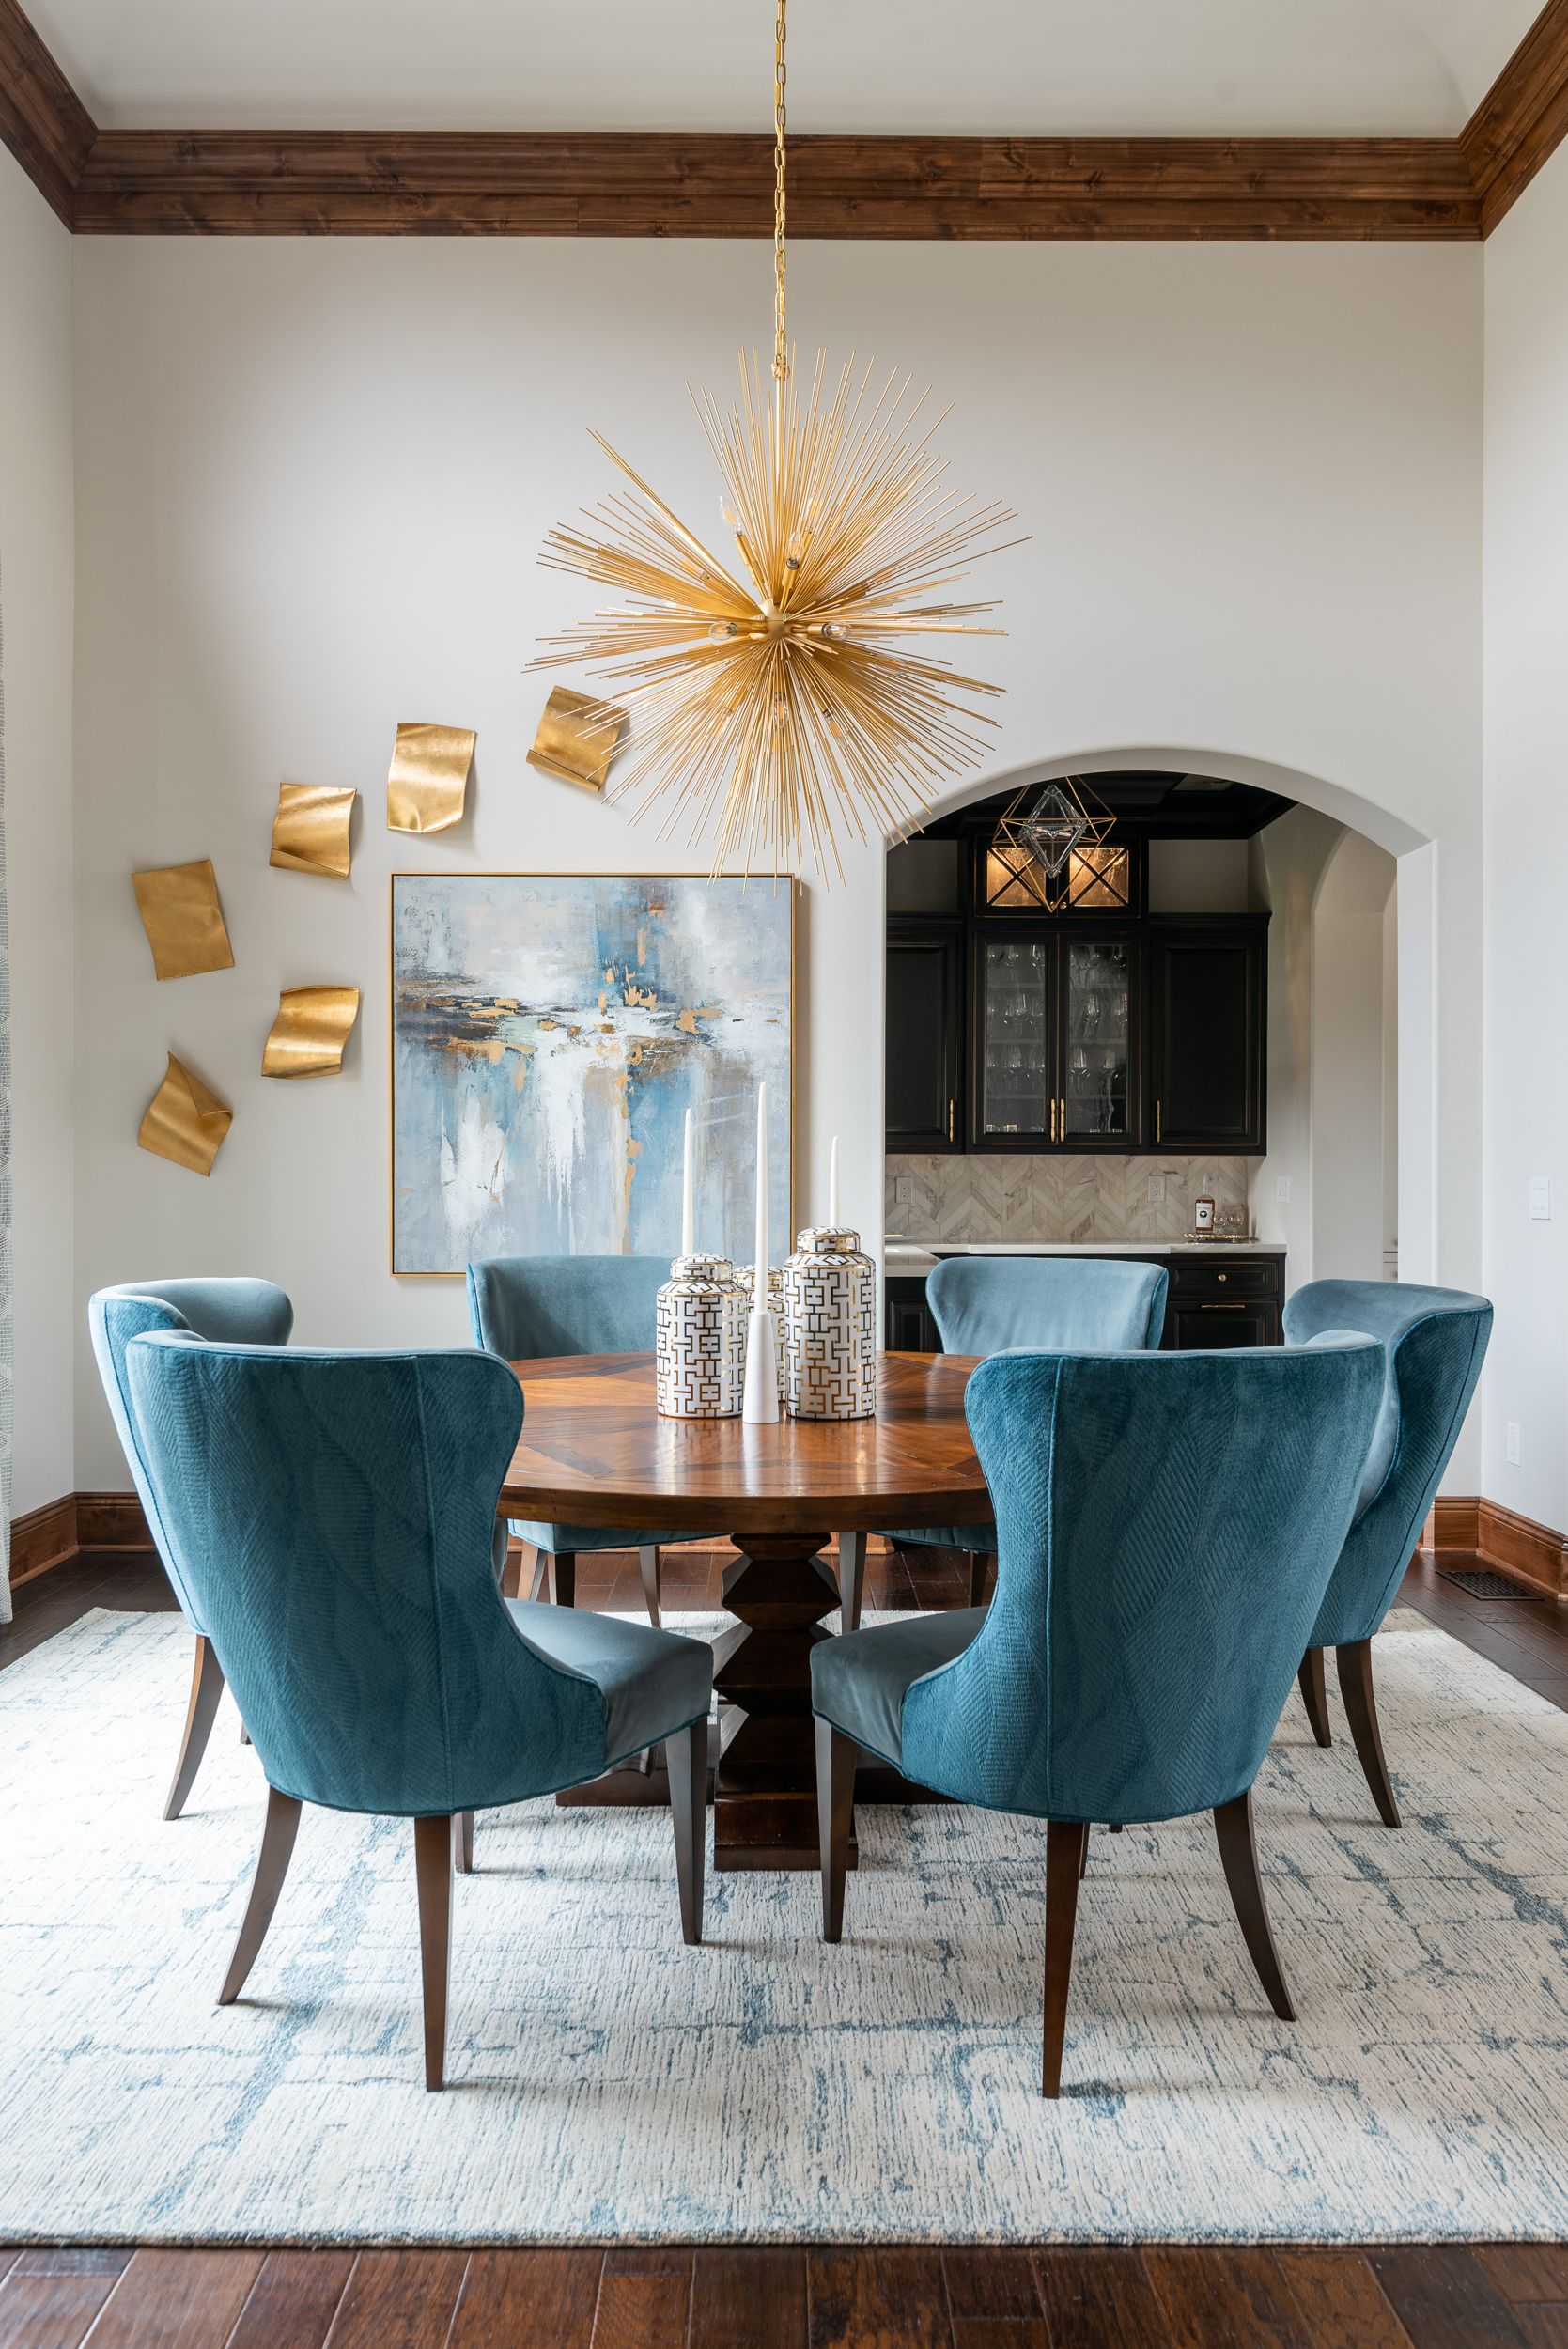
[814,1339,1384,2095]
[87,1278,294,1818]
[1283,1279,1492,1828]
[880,1255,1171,1610]
[467,1255,716,1624]
[124,1334,714,2092]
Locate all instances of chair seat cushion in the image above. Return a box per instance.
[811,1609,988,1768]
[505,1599,712,1768]
[879,1523,997,1555]
[509,1520,711,1555]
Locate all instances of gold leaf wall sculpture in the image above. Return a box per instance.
[132,860,235,980]
[526,688,627,793]
[138,1053,233,1175]
[386,723,476,835]
[271,783,356,879]
[261,986,362,1079]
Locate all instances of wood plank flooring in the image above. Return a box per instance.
[2,1537,1564,2349]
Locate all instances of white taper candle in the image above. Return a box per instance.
[681,1106,695,1257]
[829,1134,840,1227]
[754,1082,768,1283]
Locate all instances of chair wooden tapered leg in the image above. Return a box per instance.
[164,1634,227,1821]
[1213,1789,1296,2021]
[1043,1821,1089,2098]
[526,1547,548,1602]
[1337,1637,1402,1828]
[836,1532,867,1633]
[638,1545,662,1628]
[413,1814,453,2092]
[816,1719,857,1942]
[1297,1647,1332,1747]
[218,1786,303,2004]
[500,1546,523,1601]
[664,1719,707,1945]
[453,1811,474,1874]
[968,1552,994,1609]
[549,1551,576,1609]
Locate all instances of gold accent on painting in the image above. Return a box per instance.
[533,0,1020,880]
[138,1053,233,1175]
[526,689,628,793]
[271,783,356,879]
[132,860,235,981]
[262,986,362,1079]
[386,723,476,835]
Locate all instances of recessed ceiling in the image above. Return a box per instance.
[25,0,1544,136]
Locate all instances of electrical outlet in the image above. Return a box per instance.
[1529,1176,1552,1221]
[1507,1421,1521,1466]
[893,1174,911,1208]
[1147,1175,1166,1206]
[1276,1175,1291,1204]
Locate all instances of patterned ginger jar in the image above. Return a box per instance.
[735,1265,788,1403]
[783,1227,877,1422]
[656,1253,746,1420]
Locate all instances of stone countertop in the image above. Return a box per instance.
[886,1238,1286,1268]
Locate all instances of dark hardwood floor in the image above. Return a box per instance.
[2,1538,1565,2349]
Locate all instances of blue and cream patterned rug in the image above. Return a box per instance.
[2,1605,1567,2245]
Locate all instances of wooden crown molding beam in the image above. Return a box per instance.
[1,0,1568,241]
[0,0,94,225]
[1460,0,1568,234]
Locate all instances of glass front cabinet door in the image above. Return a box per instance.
[971,926,1142,1151]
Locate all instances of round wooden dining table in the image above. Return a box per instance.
[500,1348,989,1872]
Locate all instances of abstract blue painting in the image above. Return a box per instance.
[392,874,794,1275]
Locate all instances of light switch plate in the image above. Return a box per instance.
[1276,1175,1291,1204]
[1529,1176,1552,1221]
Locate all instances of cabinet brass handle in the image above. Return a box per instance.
[947,1098,955,1143]
[1200,1303,1249,1312]
[1157,1099,1162,1143]
[1217,1272,1227,1283]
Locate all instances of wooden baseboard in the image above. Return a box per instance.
[8,1490,153,1591]
[1422,1493,1568,1599]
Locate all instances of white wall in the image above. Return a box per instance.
[70,237,1484,1485]
[0,152,76,1526]
[1312,830,1397,1285]
[1482,140,1568,1535]
[1250,805,1344,1286]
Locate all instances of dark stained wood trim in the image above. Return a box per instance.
[4,0,1568,241]
[1422,1492,1568,1600]
[69,131,1482,240]
[8,1489,152,1589]
[0,0,94,226]
[75,1488,154,1551]
[1460,0,1568,234]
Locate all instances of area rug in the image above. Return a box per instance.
[2,1606,1567,2246]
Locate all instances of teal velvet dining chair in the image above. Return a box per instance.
[87,1278,294,1818]
[878,1254,1171,1613]
[467,1254,717,1625]
[815,1337,1384,2095]
[1284,1279,1492,1828]
[124,1333,714,2092]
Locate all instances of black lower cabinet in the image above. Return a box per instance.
[885,1254,1283,1353]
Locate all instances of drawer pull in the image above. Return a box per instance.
[1200,1303,1249,1313]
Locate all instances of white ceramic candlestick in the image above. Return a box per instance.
[681,1106,695,1257]
[743,1082,780,1423]
[829,1134,840,1227]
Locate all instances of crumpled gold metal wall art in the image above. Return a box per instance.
[138,1053,233,1175]
[262,987,362,1079]
[132,860,235,980]
[386,723,476,834]
[271,784,356,879]
[526,688,627,794]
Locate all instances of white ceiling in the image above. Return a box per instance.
[30,0,1542,137]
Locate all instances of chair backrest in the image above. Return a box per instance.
[87,1279,294,1626]
[123,1336,608,1814]
[926,1253,1170,1356]
[1282,1279,1493,1645]
[466,1254,672,1363]
[900,1339,1384,1825]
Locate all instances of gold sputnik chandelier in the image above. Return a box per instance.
[534,0,1022,878]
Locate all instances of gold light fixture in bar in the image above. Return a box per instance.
[138,1053,233,1175]
[271,783,356,879]
[534,0,1021,879]
[261,986,362,1079]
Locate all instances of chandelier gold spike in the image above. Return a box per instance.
[532,0,1024,879]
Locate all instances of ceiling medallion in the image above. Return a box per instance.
[533,0,1023,879]
[992,775,1117,909]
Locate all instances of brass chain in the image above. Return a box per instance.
[772,0,788,381]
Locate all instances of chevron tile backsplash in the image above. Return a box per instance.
[885,1155,1253,1245]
